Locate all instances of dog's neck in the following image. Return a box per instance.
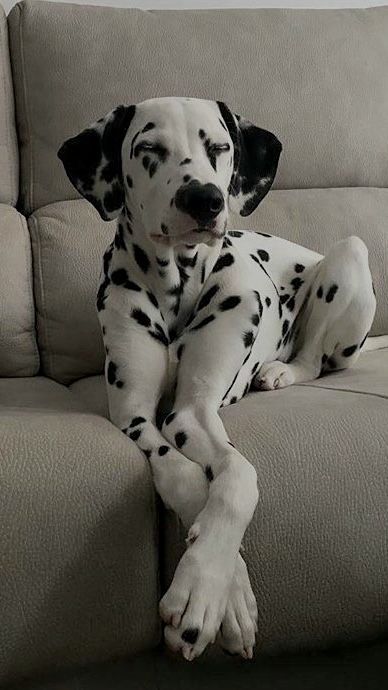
[114,204,222,334]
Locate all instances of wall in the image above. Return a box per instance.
[3,0,388,14]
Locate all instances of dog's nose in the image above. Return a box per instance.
[175,182,225,224]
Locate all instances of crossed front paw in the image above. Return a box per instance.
[160,547,257,660]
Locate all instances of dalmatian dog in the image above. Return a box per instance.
[58,96,383,662]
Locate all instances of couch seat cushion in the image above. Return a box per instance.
[0,377,159,685]
[71,349,388,654]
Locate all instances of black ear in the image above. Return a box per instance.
[58,105,136,220]
[217,101,282,217]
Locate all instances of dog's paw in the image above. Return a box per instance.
[159,546,233,660]
[252,361,295,391]
[218,555,258,659]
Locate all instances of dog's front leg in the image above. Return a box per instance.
[160,288,261,660]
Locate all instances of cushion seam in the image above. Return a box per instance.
[17,3,34,213]
[19,211,40,374]
[29,214,54,377]
[296,382,388,402]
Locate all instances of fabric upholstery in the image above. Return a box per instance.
[28,199,115,385]
[0,4,18,205]
[70,348,388,655]
[0,204,39,376]
[8,1,388,214]
[0,376,160,686]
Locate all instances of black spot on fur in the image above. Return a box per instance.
[317,286,323,299]
[129,429,141,441]
[295,263,305,273]
[201,261,206,284]
[360,332,369,349]
[257,232,272,238]
[243,331,254,348]
[265,297,271,307]
[228,230,243,237]
[130,416,146,428]
[158,445,169,456]
[114,223,127,251]
[161,223,168,235]
[230,396,237,404]
[282,320,289,337]
[326,284,338,303]
[142,155,150,171]
[175,431,187,449]
[142,122,155,132]
[287,296,295,311]
[156,256,169,267]
[149,325,169,347]
[278,302,283,319]
[251,313,260,326]
[147,291,159,309]
[198,129,206,139]
[213,253,234,272]
[205,465,214,482]
[133,243,150,273]
[219,296,241,311]
[111,268,142,292]
[251,361,260,375]
[180,157,192,165]
[198,285,220,311]
[149,161,158,178]
[257,249,269,262]
[280,293,290,305]
[191,315,216,331]
[183,174,191,183]
[291,277,304,291]
[131,308,151,328]
[177,343,185,360]
[143,449,151,460]
[277,339,282,350]
[182,627,199,644]
[342,344,358,357]
[107,361,117,385]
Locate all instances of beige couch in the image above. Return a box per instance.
[1,1,388,687]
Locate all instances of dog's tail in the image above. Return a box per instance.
[362,335,388,352]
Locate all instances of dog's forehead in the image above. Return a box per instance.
[133,97,224,138]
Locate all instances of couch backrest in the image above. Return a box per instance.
[8,2,388,215]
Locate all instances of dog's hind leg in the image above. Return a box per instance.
[254,236,376,391]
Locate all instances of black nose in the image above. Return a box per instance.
[175,182,225,224]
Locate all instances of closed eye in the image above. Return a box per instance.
[135,141,169,162]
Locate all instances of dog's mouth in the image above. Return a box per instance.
[150,222,225,245]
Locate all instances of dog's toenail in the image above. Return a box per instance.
[182,627,199,644]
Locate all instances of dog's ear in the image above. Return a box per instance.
[58,105,136,221]
[217,101,282,217]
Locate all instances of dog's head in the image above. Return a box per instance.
[58,97,282,247]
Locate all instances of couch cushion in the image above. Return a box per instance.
[0,204,39,376]
[0,376,159,686]
[28,199,115,385]
[232,187,388,336]
[70,349,388,655]
[0,4,18,205]
[8,1,388,213]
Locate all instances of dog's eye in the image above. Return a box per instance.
[137,142,156,152]
[211,143,231,153]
